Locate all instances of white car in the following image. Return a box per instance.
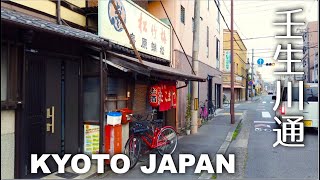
[273,83,318,129]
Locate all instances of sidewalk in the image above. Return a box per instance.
[95,109,245,179]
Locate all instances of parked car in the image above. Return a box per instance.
[268,91,273,95]
[272,83,318,129]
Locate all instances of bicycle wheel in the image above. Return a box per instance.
[157,127,178,155]
[124,135,141,169]
[139,138,151,162]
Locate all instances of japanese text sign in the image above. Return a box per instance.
[98,0,171,61]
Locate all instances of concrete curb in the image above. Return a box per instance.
[198,111,247,179]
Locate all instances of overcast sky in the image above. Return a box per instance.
[220,0,318,82]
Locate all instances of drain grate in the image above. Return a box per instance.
[55,171,79,179]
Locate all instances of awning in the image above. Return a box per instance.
[223,84,246,89]
[106,51,205,82]
[1,7,109,47]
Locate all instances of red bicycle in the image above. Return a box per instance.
[124,111,178,169]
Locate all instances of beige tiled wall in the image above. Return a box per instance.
[1,110,15,179]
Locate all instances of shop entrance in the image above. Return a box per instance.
[22,53,80,177]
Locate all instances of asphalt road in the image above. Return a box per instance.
[244,95,319,180]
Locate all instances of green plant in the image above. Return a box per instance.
[185,94,192,130]
[232,123,242,140]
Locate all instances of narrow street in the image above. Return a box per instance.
[245,95,319,179]
[220,94,319,179]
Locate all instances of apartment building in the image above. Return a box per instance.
[147,0,224,131]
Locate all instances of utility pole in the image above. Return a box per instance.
[251,49,254,101]
[307,29,311,82]
[230,0,235,124]
[191,0,200,134]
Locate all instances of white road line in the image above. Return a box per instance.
[262,101,266,104]
[254,121,276,124]
[256,109,266,111]
[270,101,274,103]
[262,111,271,118]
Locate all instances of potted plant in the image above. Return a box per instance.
[185,94,192,135]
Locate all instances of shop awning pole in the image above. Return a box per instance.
[99,50,104,154]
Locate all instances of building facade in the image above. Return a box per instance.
[1,0,203,178]
[146,0,224,131]
[303,21,318,83]
[222,30,248,102]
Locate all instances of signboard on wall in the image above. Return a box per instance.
[224,50,231,72]
[236,76,242,83]
[98,0,171,61]
[84,125,100,154]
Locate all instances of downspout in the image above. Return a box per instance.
[56,0,62,25]
[99,50,104,154]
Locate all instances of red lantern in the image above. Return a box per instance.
[149,85,161,107]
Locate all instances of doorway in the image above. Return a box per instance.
[22,53,80,177]
[207,76,213,110]
[215,84,221,108]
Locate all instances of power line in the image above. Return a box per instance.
[213,0,246,52]
[223,31,318,42]
[221,0,248,39]
[159,1,196,75]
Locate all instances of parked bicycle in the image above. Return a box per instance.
[124,110,178,169]
[199,100,209,124]
[208,100,217,117]
[223,94,230,108]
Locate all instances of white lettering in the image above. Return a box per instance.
[179,154,195,173]
[110,154,130,174]
[216,154,235,173]
[141,154,156,174]
[157,154,177,174]
[194,154,215,174]
[31,154,51,174]
[71,154,91,174]
[52,154,71,173]
[92,154,110,173]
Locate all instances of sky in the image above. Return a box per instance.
[220,0,319,82]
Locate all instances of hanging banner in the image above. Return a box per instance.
[98,0,171,61]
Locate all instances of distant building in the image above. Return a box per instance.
[223,30,248,101]
[303,21,318,83]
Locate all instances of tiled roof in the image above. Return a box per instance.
[1,7,109,46]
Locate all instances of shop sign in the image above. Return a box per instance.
[224,51,231,72]
[84,125,100,154]
[236,76,242,83]
[98,0,171,61]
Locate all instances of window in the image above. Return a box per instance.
[216,0,220,33]
[1,44,8,101]
[207,26,209,58]
[1,41,23,109]
[236,63,239,74]
[180,5,185,24]
[216,38,220,69]
[83,77,100,122]
[282,87,318,102]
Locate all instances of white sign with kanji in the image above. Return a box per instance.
[98,0,171,61]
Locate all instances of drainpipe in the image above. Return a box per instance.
[56,0,62,25]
